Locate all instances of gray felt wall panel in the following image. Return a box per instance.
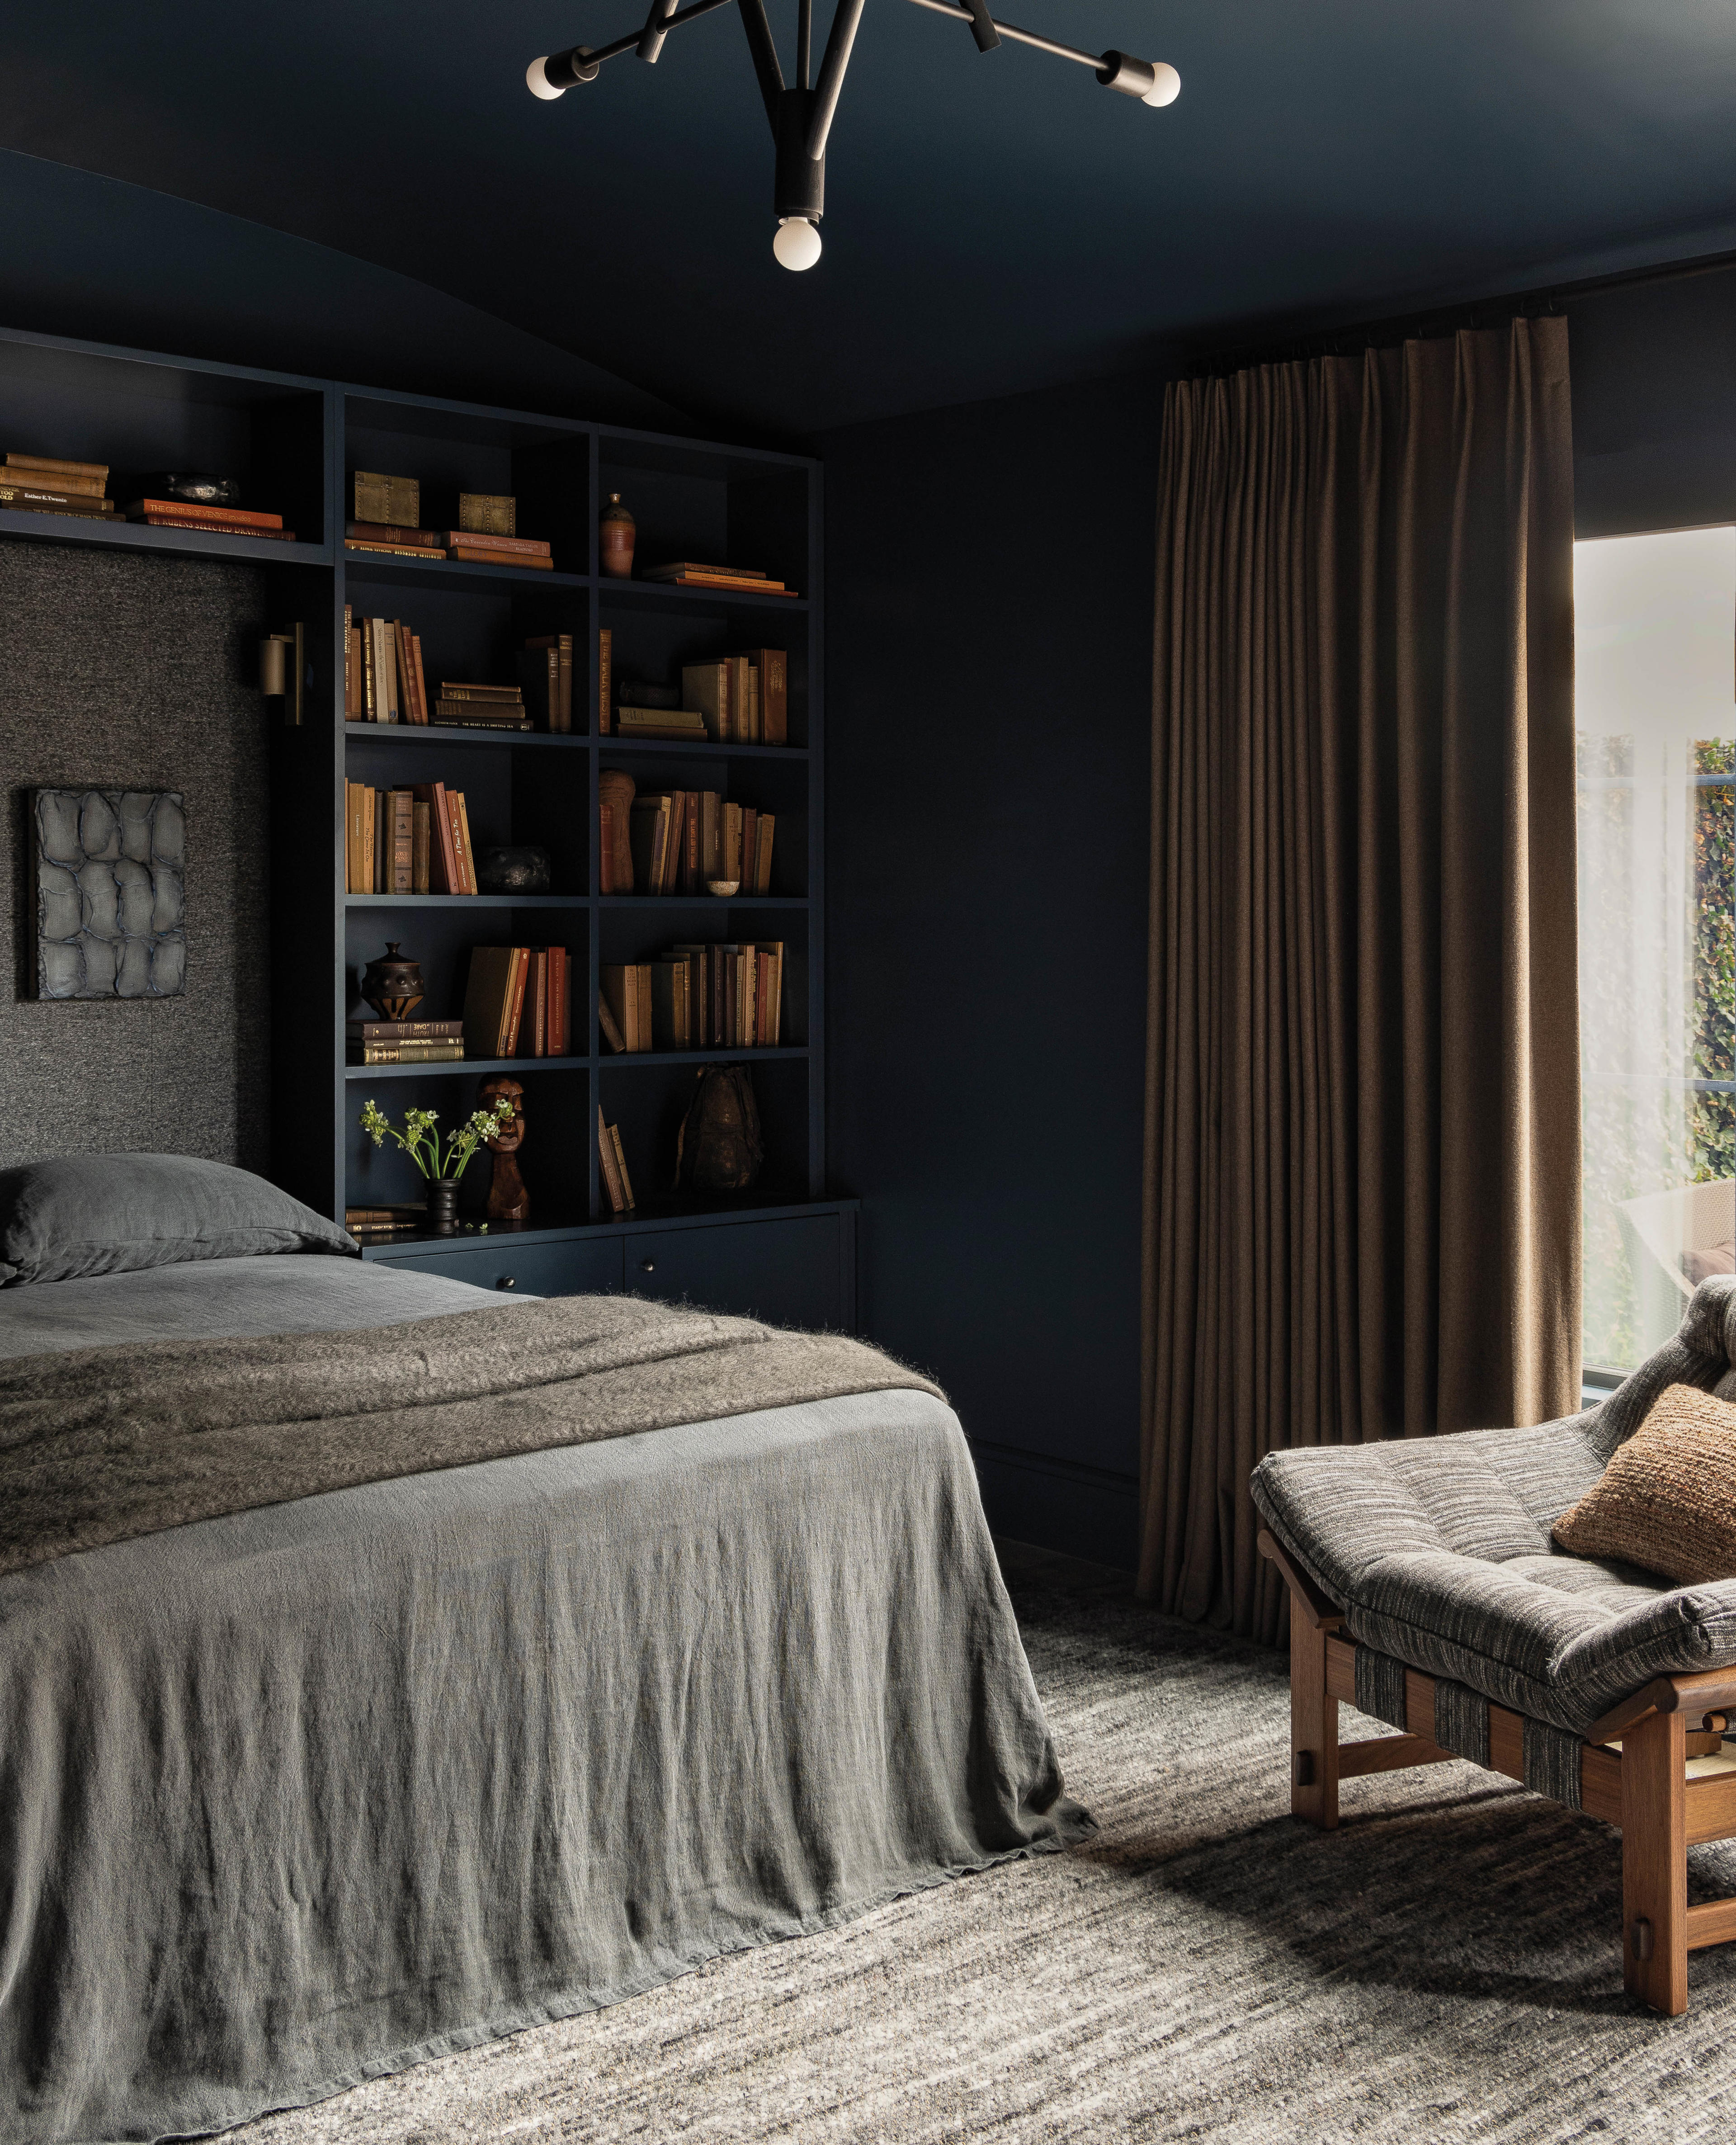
[0,538,269,1170]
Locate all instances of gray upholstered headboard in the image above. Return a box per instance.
[0,541,270,1172]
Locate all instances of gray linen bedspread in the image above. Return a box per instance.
[0,1292,947,1579]
[0,1252,502,1358]
[0,1294,1088,2144]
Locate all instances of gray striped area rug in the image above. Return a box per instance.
[234,1550,1736,2145]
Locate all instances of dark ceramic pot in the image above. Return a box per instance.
[427,1177,460,1232]
[474,846,552,895]
[359,942,424,1020]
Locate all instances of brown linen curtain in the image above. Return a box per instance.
[1140,317,1580,1643]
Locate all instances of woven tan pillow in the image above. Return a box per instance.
[1554,1383,1736,1584]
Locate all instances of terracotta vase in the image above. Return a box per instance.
[599,492,635,578]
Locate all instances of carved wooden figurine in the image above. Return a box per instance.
[479,1075,529,1222]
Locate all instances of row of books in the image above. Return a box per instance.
[346,782,481,895]
[641,560,798,599]
[604,789,776,897]
[600,942,784,1053]
[0,454,295,540]
[461,946,573,1059]
[345,612,429,723]
[343,521,554,570]
[609,653,788,745]
[345,611,577,732]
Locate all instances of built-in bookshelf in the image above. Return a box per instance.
[0,322,852,1327]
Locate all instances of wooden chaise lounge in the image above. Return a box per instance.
[1250,1274,1736,2016]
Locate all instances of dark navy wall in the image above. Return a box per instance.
[820,372,1160,1567]
[820,261,1736,1571]
[1571,267,1736,539]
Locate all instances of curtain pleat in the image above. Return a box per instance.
[1139,319,1580,1643]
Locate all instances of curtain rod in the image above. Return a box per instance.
[1184,240,1736,380]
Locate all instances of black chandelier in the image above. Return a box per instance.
[527,0,1179,269]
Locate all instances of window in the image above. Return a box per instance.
[1576,526,1735,1375]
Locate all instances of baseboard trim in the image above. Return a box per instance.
[967,1439,1138,1573]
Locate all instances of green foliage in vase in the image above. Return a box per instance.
[360,1096,513,1181]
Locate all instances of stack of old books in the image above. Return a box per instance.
[347,1019,464,1065]
[642,560,797,597]
[346,472,444,560]
[345,1203,430,1239]
[345,520,446,561]
[127,494,294,541]
[446,491,554,572]
[0,454,117,521]
[434,681,531,731]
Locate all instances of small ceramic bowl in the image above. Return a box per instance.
[707,879,740,898]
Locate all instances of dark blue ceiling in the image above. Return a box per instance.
[4,2,1736,435]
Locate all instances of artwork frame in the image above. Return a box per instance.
[29,787,186,1000]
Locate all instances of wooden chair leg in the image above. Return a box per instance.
[1289,1610,1339,1829]
[1622,1707,1688,2015]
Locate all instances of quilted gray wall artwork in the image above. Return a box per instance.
[32,788,187,998]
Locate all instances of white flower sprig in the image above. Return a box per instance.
[360,1095,514,1181]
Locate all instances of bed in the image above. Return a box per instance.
[0,1158,1085,2145]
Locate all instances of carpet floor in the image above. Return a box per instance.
[231,1545,1736,2145]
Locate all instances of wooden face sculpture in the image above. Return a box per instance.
[479,1075,529,1222]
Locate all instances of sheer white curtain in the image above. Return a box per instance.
[1576,525,1736,1369]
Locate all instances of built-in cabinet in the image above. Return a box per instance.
[0,323,848,1332]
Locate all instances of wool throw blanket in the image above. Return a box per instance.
[0,1290,944,1578]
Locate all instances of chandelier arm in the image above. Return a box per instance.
[797,0,813,89]
[902,0,1097,68]
[958,0,999,53]
[803,0,868,160]
[637,0,682,61]
[538,0,737,83]
[737,0,788,128]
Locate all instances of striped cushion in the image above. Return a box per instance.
[1250,1276,1736,1734]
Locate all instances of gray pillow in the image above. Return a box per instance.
[0,1154,357,1285]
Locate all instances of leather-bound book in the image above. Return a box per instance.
[598,1108,627,1212]
[610,1124,636,1208]
[461,948,515,1060]
[410,783,460,893]
[598,992,627,1054]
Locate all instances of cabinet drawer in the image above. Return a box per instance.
[373,1236,623,1299]
[623,1215,842,1330]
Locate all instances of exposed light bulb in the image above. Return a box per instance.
[1142,62,1181,107]
[527,57,566,99]
[773,217,823,272]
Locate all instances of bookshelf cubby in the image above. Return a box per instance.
[0,321,852,1330]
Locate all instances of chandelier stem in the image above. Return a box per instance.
[797,0,812,89]
[738,0,788,125]
[805,0,867,159]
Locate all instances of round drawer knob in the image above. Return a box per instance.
[497,1276,517,1290]
[639,1258,656,1272]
